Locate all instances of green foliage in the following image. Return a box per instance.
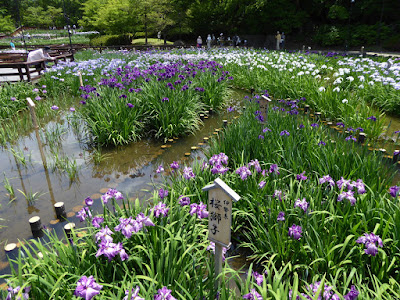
[0,14,15,34]
[89,34,132,46]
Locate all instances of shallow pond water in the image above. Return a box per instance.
[0,89,247,275]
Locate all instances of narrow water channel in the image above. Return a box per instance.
[0,88,247,276]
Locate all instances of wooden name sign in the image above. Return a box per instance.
[259,95,272,123]
[202,178,240,247]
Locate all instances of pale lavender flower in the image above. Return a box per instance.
[70,107,76,112]
[92,216,104,228]
[296,171,307,181]
[344,285,359,300]
[158,188,168,200]
[136,212,155,227]
[269,164,280,175]
[35,96,42,101]
[77,207,92,222]
[242,288,262,300]
[388,185,400,197]
[96,240,128,261]
[294,198,309,212]
[189,202,209,219]
[183,166,196,179]
[258,181,266,189]
[170,161,179,170]
[115,217,138,238]
[236,166,252,180]
[32,88,39,92]
[351,179,366,194]
[152,202,169,218]
[273,190,283,201]
[51,105,59,110]
[367,116,377,121]
[101,188,124,203]
[10,97,16,101]
[74,275,103,300]
[178,195,191,206]
[156,165,164,173]
[248,159,262,173]
[85,197,93,206]
[252,271,264,286]
[336,177,352,190]
[207,241,227,261]
[263,127,271,133]
[288,224,302,240]
[123,286,145,300]
[280,130,290,136]
[95,226,113,243]
[356,232,383,256]
[338,191,357,205]
[154,286,176,300]
[6,285,30,300]
[277,211,285,221]
[319,175,335,187]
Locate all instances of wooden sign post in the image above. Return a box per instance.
[78,71,83,87]
[202,178,240,287]
[27,97,47,169]
[259,95,272,123]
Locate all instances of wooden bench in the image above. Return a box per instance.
[0,51,74,82]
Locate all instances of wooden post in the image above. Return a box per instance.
[202,178,240,289]
[78,71,83,87]
[393,150,400,164]
[315,112,322,121]
[259,95,272,123]
[358,132,366,144]
[54,202,66,219]
[27,98,47,169]
[64,222,75,238]
[304,105,310,114]
[29,216,43,238]
[223,120,228,127]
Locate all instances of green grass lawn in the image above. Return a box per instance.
[131,38,173,45]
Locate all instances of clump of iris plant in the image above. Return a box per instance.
[154,286,176,300]
[288,224,303,240]
[6,284,30,300]
[289,281,359,300]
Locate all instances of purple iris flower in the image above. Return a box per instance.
[242,288,263,299]
[299,124,305,129]
[207,241,227,261]
[183,167,196,179]
[123,286,144,300]
[296,171,307,181]
[389,186,400,197]
[156,165,164,173]
[10,97,16,101]
[319,175,335,187]
[367,116,377,121]
[337,177,352,190]
[101,188,124,204]
[288,224,302,240]
[277,211,285,221]
[263,127,271,133]
[280,130,290,136]
[356,232,383,256]
[6,285,30,300]
[178,195,191,206]
[209,153,228,166]
[189,202,209,219]
[158,188,168,200]
[126,103,134,108]
[70,107,76,112]
[344,285,359,300]
[310,123,319,128]
[351,179,366,194]
[170,161,179,170]
[252,271,265,286]
[273,190,283,201]
[258,135,264,139]
[294,198,309,212]
[74,275,103,300]
[236,166,252,180]
[92,216,104,228]
[77,207,92,222]
[162,97,169,102]
[269,164,280,175]
[154,286,176,300]
[258,181,266,189]
[35,96,42,101]
[345,135,357,142]
[136,212,155,227]
[152,202,169,217]
[248,159,262,173]
[227,106,234,112]
[51,105,59,110]
[338,191,357,205]
[318,141,326,146]
[119,94,127,98]
[336,122,345,127]
[85,197,93,206]
[115,217,138,238]
[96,240,128,261]
[95,225,113,243]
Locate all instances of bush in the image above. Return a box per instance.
[383,33,400,51]
[89,34,132,46]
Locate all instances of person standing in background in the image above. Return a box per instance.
[281,32,286,49]
[275,31,281,50]
[206,34,212,49]
[10,40,15,50]
[197,36,203,49]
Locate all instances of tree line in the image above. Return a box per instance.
[0,0,399,48]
